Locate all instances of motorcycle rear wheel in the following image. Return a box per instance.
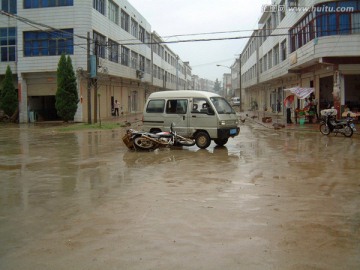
[344,126,353,137]
[133,136,157,150]
[319,123,330,135]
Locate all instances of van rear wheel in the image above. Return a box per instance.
[214,138,228,146]
[195,132,211,149]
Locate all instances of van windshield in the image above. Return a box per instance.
[210,97,235,114]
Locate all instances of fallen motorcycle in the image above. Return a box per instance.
[319,108,356,137]
[122,124,195,150]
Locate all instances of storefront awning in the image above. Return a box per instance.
[283,87,314,99]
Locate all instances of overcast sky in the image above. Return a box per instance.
[129,0,272,82]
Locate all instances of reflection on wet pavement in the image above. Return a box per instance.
[0,123,359,270]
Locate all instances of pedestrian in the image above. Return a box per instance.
[304,98,310,110]
[114,100,119,116]
[286,100,293,124]
[309,93,319,120]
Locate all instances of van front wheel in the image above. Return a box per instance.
[214,138,228,146]
[195,132,211,149]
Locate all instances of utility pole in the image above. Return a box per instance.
[93,40,98,123]
[238,55,242,112]
[87,32,92,124]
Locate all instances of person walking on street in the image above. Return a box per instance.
[114,100,120,116]
[286,100,293,124]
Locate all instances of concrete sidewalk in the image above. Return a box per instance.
[103,112,143,126]
[238,110,359,135]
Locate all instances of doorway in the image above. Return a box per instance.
[319,76,333,110]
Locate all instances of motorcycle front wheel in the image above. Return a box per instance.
[344,126,353,137]
[319,123,330,135]
[133,136,157,150]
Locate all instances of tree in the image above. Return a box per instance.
[0,65,18,116]
[213,79,221,93]
[55,54,79,122]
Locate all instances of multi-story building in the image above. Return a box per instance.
[240,0,360,116]
[221,73,232,99]
[0,0,193,123]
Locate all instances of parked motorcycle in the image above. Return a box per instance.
[122,124,195,150]
[319,109,356,137]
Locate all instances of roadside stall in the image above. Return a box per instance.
[283,87,315,124]
[342,109,360,120]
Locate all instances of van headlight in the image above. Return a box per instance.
[219,120,226,126]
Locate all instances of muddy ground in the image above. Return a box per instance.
[0,121,359,270]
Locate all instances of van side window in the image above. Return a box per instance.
[193,98,210,114]
[146,99,165,113]
[166,99,188,114]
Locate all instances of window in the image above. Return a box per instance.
[146,99,165,113]
[160,68,164,80]
[210,97,233,114]
[153,65,157,78]
[152,43,159,56]
[146,59,151,74]
[139,55,145,71]
[266,17,272,36]
[139,26,145,43]
[121,9,129,32]
[0,27,16,62]
[166,99,188,114]
[108,0,119,24]
[263,55,267,71]
[279,0,285,21]
[93,32,106,59]
[353,13,360,33]
[192,98,205,113]
[281,40,287,61]
[145,31,151,47]
[24,0,73,8]
[290,1,360,52]
[121,46,129,66]
[93,0,105,15]
[288,0,298,8]
[131,19,138,38]
[24,29,73,56]
[108,39,119,63]
[268,51,272,69]
[131,51,138,69]
[2,0,17,13]
[273,44,279,66]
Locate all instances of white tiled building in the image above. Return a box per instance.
[0,0,194,123]
[240,0,360,117]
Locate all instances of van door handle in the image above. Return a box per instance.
[183,115,185,120]
[192,115,196,118]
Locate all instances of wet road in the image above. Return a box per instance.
[0,122,359,270]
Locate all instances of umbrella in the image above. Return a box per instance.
[284,94,295,106]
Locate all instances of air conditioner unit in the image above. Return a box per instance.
[136,70,144,79]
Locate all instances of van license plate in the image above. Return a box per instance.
[230,128,237,135]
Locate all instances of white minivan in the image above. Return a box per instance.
[231,97,240,106]
[142,90,240,149]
